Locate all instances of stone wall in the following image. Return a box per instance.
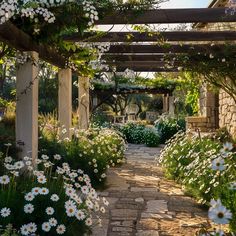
[219,90,236,137]
[193,0,236,137]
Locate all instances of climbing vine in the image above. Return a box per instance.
[164,43,236,103]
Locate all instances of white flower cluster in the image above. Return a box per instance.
[0,0,99,28]
[0,0,18,24]
[82,0,99,26]
[21,7,56,23]
[160,133,235,235]
[0,150,109,235]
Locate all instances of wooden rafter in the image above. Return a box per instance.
[105,66,179,72]
[104,55,182,62]
[63,31,236,43]
[92,87,173,95]
[96,8,236,24]
[0,22,67,68]
[106,44,232,54]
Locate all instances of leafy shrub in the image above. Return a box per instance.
[39,127,126,188]
[144,127,160,147]
[155,115,186,143]
[118,122,161,147]
[160,132,236,233]
[119,122,146,144]
[90,109,111,128]
[0,150,109,235]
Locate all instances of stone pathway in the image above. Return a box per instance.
[92,144,210,236]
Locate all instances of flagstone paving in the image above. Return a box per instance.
[92,144,211,236]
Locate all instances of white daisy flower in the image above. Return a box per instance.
[75,210,86,220]
[24,203,34,214]
[103,197,109,206]
[53,154,62,160]
[14,161,25,169]
[4,156,12,163]
[41,154,49,160]
[211,157,226,171]
[42,222,51,232]
[25,192,35,201]
[40,187,49,195]
[66,206,76,217]
[56,224,66,234]
[49,217,58,226]
[28,222,37,233]
[208,200,232,225]
[81,186,89,194]
[85,217,93,226]
[50,194,59,202]
[0,207,11,217]
[46,207,55,215]
[25,161,32,166]
[100,206,105,213]
[37,175,47,184]
[20,224,29,235]
[23,156,30,161]
[65,187,76,197]
[85,200,94,209]
[32,187,41,195]
[0,175,10,185]
[65,199,76,208]
[223,142,233,151]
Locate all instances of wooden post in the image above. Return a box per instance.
[169,96,175,116]
[58,68,72,139]
[163,94,169,113]
[16,51,39,165]
[78,76,90,129]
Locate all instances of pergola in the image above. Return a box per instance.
[1,7,236,162]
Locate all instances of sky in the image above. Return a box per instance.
[160,0,210,9]
[97,0,211,32]
[97,0,212,77]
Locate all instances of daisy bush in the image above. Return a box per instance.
[39,126,126,187]
[159,132,236,234]
[0,151,109,235]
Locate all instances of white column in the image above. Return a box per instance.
[169,96,175,116]
[16,51,39,165]
[78,76,90,129]
[58,68,72,139]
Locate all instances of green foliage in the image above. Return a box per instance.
[39,126,126,188]
[119,122,146,144]
[144,127,160,147]
[90,109,111,128]
[160,133,236,232]
[0,151,110,235]
[155,115,186,143]
[118,122,161,147]
[173,44,236,103]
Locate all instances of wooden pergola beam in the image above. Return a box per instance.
[0,22,67,68]
[107,61,178,67]
[106,44,231,54]
[64,31,236,43]
[105,66,179,72]
[96,8,236,24]
[104,55,181,62]
[92,87,173,95]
